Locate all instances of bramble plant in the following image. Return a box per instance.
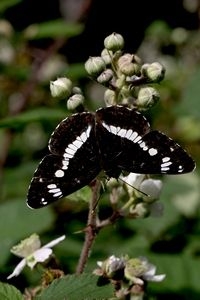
[5,32,195,300]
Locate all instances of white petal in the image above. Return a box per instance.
[7,259,26,279]
[43,235,66,249]
[27,248,52,269]
[146,274,166,282]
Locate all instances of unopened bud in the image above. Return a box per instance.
[85,56,106,76]
[118,54,139,76]
[67,94,84,111]
[130,203,150,218]
[50,77,72,98]
[141,62,165,83]
[136,87,160,110]
[101,48,112,65]
[104,32,124,52]
[97,69,114,84]
[104,89,116,105]
[140,179,163,202]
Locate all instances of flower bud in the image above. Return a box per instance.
[130,202,150,218]
[50,77,72,98]
[98,255,125,279]
[0,20,13,37]
[85,56,106,76]
[101,48,112,65]
[118,54,139,76]
[67,94,84,111]
[104,89,116,105]
[72,86,82,95]
[104,32,124,52]
[141,62,165,83]
[97,69,114,84]
[135,87,160,110]
[140,179,163,202]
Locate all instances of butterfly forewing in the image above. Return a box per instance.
[27,113,101,208]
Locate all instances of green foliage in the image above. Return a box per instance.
[36,274,114,300]
[0,0,22,13]
[0,200,54,268]
[0,282,23,300]
[0,1,199,299]
[23,19,84,40]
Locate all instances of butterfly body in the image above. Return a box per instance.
[27,106,195,209]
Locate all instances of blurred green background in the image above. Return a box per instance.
[0,0,200,299]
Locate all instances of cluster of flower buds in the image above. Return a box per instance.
[85,32,165,110]
[50,77,85,111]
[108,173,163,219]
[94,255,165,298]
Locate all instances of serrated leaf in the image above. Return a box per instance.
[24,19,83,40]
[36,273,114,300]
[0,0,22,13]
[0,108,67,129]
[0,282,23,300]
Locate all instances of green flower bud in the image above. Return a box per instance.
[72,86,82,95]
[104,32,124,52]
[101,48,112,65]
[118,54,139,76]
[85,56,106,76]
[97,69,114,84]
[136,87,160,110]
[67,94,84,111]
[50,77,72,98]
[142,62,165,83]
[130,203,150,218]
[104,89,116,105]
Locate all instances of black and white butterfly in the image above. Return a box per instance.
[27,105,195,209]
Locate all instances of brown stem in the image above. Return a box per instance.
[75,179,101,274]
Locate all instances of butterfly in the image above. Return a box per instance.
[27,105,195,208]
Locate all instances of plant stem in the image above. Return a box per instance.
[75,179,101,274]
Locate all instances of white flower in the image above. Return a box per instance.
[140,257,166,282]
[7,234,65,279]
[121,173,163,202]
[124,256,166,285]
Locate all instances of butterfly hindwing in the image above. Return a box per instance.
[27,113,101,208]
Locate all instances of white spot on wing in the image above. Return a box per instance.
[129,131,138,141]
[118,128,126,137]
[55,169,64,177]
[53,191,63,197]
[162,157,170,162]
[48,188,61,193]
[110,125,117,134]
[125,129,133,138]
[73,140,83,148]
[47,184,57,189]
[149,148,158,156]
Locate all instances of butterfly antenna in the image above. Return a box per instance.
[119,177,149,197]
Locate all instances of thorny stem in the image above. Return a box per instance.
[75,179,101,274]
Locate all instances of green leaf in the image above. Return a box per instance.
[23,19,83,40]
[0,200,54,268]
[174,67,200,118]
[148,253,200,293]
[36,273,114,300]
[0,108,67,129]
[0,282,23,300]
[0,0,22,13]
